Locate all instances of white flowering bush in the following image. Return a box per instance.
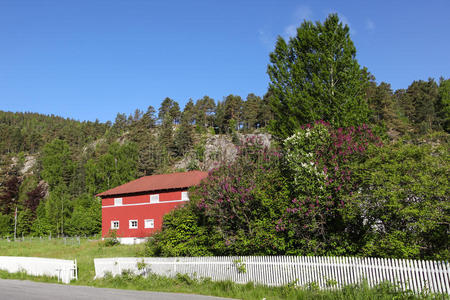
[283,122,329,195]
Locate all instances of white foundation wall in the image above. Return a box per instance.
[101,237,148,245]
[118,237,147,245]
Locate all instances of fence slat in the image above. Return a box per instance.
[444,261,450,294]
[436,260,443,294]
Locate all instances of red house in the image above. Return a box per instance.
[96,171,208,244]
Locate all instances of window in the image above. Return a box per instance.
[150,194,159,203]
[114,198,122,206]
[181,191,189,201]
[129,220,138,229]
[111,220,119,229]
[144,219,154,228]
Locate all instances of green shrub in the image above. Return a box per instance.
[343,139,450,259]
[102,230,120,247]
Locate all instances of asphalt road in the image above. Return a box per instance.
[0,279,234,300]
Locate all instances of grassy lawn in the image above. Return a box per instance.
[0,238,445,299]
[0,237,144,282]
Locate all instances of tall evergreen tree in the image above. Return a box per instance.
[258,92,274,128]
[112,113,128,135]
[214,101,226,133]
[170,102,181,124]
[195,96,216,128]
[267,14,370,139]
[158,112,175,160]
[243,93,261,131]
[436,77,450,132]
[406,79,439,132]
[182,99,196,125]
[158,97,181,125]
[223,94,243,132]
[142,106,157,129]
[174,102,195,156]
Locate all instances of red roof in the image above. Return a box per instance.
[96,170,208,197]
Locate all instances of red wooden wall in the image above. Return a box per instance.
[101,190,187,238]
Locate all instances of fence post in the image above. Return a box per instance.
[74,259,78,281]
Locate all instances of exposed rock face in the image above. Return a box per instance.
[201,134,238,170]
[9,155,37,175]
[82,138,105,153]
[174,133,272,171]
[21,155,36,175]
[38,180,50,198]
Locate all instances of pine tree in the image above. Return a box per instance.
[214,101,226,133]
[243,93,261,131]
[182,99,196,125]
[258,92,274,128]
[436,77,450,132]
[158,97,181,125]
[174,104,195,156]
[223,94,243,132]
[195,96,216,128]
[407,79,439,132]
[158,112,175,158]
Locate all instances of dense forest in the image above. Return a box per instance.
[0,14,448,259]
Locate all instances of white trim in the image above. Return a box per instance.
[181,191,189,201]
[111,220,119,229]
[129,219,138,229]
[114,198,122,206]
[150,194,159,203]
[144,219,154,228]
[102,199,187,208]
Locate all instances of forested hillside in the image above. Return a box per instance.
[0,93,273,237]
[0,15,448,260]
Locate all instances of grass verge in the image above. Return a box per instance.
[90,271,446,300]
[0,238,447,299]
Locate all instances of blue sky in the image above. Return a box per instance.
[0,0,449,122]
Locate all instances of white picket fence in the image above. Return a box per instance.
[94,256,449,294]
[0,256,77,284]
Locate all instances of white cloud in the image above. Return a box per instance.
[284,5,313,38]
[366,19,375,31]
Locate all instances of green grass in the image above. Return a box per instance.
[92,271,443,300]
[0,237,144,282]
[0,238,446,299]
[0,269,58,283]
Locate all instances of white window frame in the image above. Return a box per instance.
[114,198,123,206]
[144,219,154,229]
[181,191,189,201]
[129,219,138,229]
[111,220,119,229]
[150,194,159,203]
